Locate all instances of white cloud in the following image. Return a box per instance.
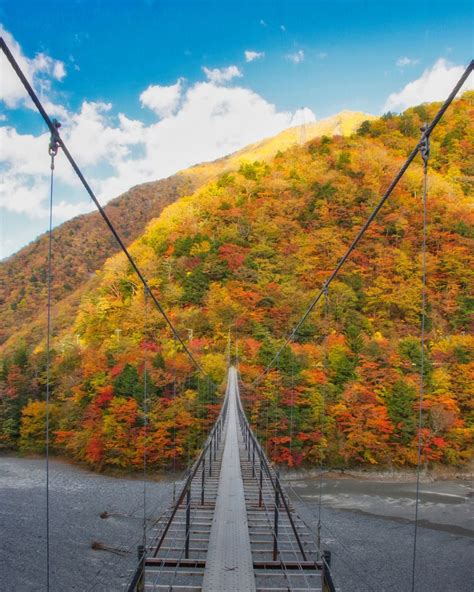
[42,99,70,120]
[1,80,316,225]
[1,29,316,251]
[0,25,66,110]
[202,65,242,84]
[384,58,473,112]
[53,61,66,80]
[244,50,265,63]
[317,52,328,59]
[139,79,183,117]
[0,174,49,217]
[286,50,305,64]
[260,19,267,27]
[280,25,286,32]
[396,56,420,68]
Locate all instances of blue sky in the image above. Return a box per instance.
[1,0,473,258]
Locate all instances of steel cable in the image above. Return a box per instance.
[44,130,59,592]
[411,126,430,592]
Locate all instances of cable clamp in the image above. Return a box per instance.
[323,284,329,304]
[420,124,430,171]
[48,119,61,161]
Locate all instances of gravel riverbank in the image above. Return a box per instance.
[1,457,472,591]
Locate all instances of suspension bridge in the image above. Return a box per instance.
[128,366,335,591]
[1,36,472,592]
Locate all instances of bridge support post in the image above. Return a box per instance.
[273,487,280,560]
[209,446,212,477]
[185,488,191,559]
[201,457,205,505]
[323,549,331,567]
[137,544,145,592]
[258,465,263,507]
[252,440,255,477]
[322,550,337,592]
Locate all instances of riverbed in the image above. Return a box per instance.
[0,457,472,591]
[286,473,473,592]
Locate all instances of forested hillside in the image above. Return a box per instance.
[1,95,472,470]
[0,175,193,347]
[0,111,370,352]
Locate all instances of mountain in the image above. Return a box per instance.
[0,111,372,352]
[1,95,472,471]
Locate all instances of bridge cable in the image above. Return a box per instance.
[172,333,178,501]
[317,286,329,552]
[238,394,312,590]
[252,59,473,387]
[289,350,295,462]
[142,287,149,551]
[0,36,204,376]
[44,118,60,592]
[411,125,430,592]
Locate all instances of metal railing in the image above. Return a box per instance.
[127,382,230,591]
[237,378,336,592]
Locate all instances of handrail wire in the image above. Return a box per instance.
[148,387,229,588]
[126,386,229,589]
[238,374,337,591]
[144,389,230,591]
[236,376,307,591]
[252,59,473,386]
[236,370,323,589]
[247,452,299,590]
[237,380,308,559]
[153,405,228,591]
[149,486,198,592]
[255,456,313,589]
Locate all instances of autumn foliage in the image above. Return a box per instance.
[1,93,473,471]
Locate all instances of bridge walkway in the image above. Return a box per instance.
[135,367,330,592]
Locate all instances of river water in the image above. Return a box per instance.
[0,457,472,591]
